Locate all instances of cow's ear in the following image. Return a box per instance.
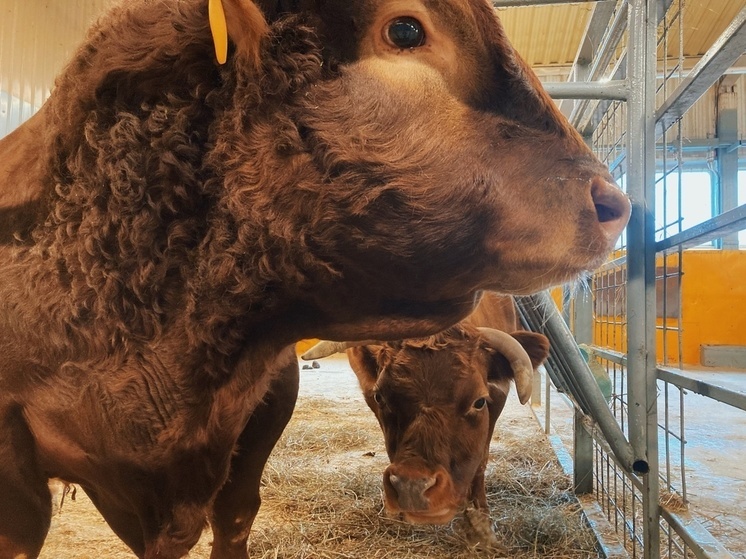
[346,346,380,392]
[485,330,549,380]
[484,349,512,384]
[211,0,269,67]
[509,331,550,369]
[484,331,549,403]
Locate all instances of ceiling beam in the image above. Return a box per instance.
[655,6,746,136]
[569,0,675,136]
[568,0,629,128]
[558,0,617,116]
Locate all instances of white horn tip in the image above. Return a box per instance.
[512,363,533,405]
[301,341,341,360]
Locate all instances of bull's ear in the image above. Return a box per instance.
[346,346,380,393]
[509,331,550,369]
[210,0,269,66]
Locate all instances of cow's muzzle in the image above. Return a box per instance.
[383,463,459,524]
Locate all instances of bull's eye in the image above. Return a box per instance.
[386,17,425,49]
[373,392,384,405]
[473,397,487,410]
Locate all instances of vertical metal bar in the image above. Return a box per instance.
[677,247,684,367]
[664,382,671,490]
[574,409,594,494]
[573,279,594,346]
[679,387,687,503]
[544,370,551,435]
[532,365,542,406]
[620,354,626,437]
[716,80,740,249]
[626,0,660,558]
[571,279,595,497]
[659,154,668,366]
[631,486,638,558]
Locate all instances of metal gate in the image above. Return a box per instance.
[522,0,746,557]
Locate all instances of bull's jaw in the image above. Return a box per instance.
[301,292,482,343]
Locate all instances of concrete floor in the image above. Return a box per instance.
[537,366,746,558]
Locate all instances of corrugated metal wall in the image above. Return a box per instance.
[655,78,719,143]
[0,0,111,137]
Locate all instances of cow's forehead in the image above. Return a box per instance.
[379,341,489,401]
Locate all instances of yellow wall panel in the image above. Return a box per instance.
[595,250,746,366]
[678,250,746,365]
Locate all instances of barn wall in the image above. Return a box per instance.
[675,249,746,364]
[593,250,746,366]
[0,0,112,138]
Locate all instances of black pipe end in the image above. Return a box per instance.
[633,460,650,474]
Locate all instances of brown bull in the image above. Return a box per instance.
[305,293,549,546]
[0,0,628,557]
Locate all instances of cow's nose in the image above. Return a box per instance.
[590,176,631,241]
[387,471,438,511]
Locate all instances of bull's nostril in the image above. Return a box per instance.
[385,468,440,511]
[595,202,622,223]
[590,177,631,237]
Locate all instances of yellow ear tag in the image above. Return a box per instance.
[209,0,228,64]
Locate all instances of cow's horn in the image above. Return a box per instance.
[476,327,533,405]
[301,340,376,360]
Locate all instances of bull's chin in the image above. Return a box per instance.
[386,507,458,525]
[484,262,603,296]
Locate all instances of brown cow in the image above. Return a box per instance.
[304,293,549,547]
[0,0,628,558]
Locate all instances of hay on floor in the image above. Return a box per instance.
[243,396,600,559]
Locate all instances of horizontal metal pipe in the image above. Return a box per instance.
[660,507,737,559]
[570,0,629,127]
[544,80,628,100]
[655,203,746,252]
[656,6,746,136]
[590,347,746,414]
[657,367,746,412]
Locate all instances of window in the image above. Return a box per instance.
[655,171,713,244]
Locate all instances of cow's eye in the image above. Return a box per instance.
[386,17,425,49]
[473,397,487,410]
[373,392,384,405]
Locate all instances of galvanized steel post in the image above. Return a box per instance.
[626,0,660,557]
[571,271,594,496]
